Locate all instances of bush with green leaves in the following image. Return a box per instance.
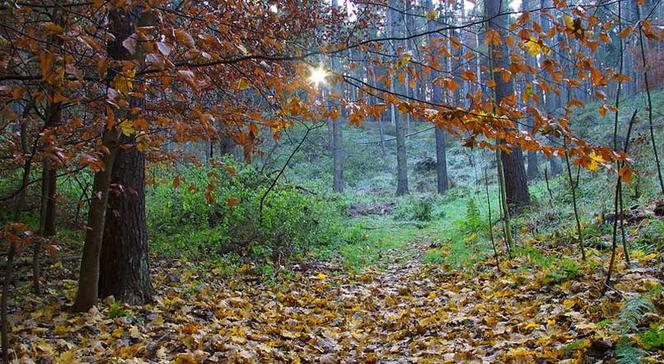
[393,196,434,222]
[148,160,356,262]
[455,198,486,234]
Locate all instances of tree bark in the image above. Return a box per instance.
[390,0,408,196]
[486,0,530,212]
[98,7,154,305]
[434,128,449,193]
[72,7,135,312]
[99,134,153,304]
[425,0,449,194]
[72,128,120,312]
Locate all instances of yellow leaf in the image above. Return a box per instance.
[119,120,135,136]
[111,68,136,94]
[525,37,551,56]
[236,78,251,90]
[588,151,606,171]
[59,350,76,363]
[563,15,575,30]
[464,232,478,243]
[315,273,327,280]
[426,10,439,20]
[396,54,411,68]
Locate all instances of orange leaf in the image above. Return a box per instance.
[618,27,632,39]
[619,166,633,182]
[461,70,476,81]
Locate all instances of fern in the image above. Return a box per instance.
[615,339,645,364]
[615,298,655,334]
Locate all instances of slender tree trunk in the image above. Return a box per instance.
[72,128,121,312]
[434,129,449,193]
[372,69,387,156]
[544,167,554,208]
[484,167,500,271]
[389,1,408,196]
[565,152,586,260]
[35,100,61,294]
[606,110,637,289]
[497,150,514,257]
[332,114,344,192]
[425,0,448,194]
[637,18,664,194]
[395,112,409,195]
[1,241,16,363]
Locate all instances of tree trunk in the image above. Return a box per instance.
[72,128,121,312]
[332,115,344,192]
[390,0,408,196]
[425,0,449,194]
[371,68,387,156]
[434,128,449,193]
[526,150,539,180]
[219,133,236,158]
[521,0,540,181]
[72,7,135,312]
[99,134,153,304]
[98,7,154,305]
[486,0,530,212]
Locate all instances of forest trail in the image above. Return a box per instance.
[11,227,664,362]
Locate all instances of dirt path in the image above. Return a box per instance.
[12,234,664,363]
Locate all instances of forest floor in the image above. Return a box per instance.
[10,220,664,363]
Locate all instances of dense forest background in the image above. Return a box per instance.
[1,0,663,362]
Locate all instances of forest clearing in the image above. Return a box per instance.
[1,0,664,362]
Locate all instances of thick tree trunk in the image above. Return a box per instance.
[219,133,236,158]
[99,134,153,304]
[501,148,530,211]
[486,0,530,212]
[98,7,154,305]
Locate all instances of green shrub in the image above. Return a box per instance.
[638,324,664,350]
[394,196,434,222]
[148,160,354,263]
[543,258,581,285]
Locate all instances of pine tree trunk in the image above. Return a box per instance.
[98,7,154,305]
[486,0,530,212]
[99,134,153,304]
[72,7,135,312]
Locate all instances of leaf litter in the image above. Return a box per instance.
[8,237,664,363]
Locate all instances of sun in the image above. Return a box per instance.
[308,64,328,87]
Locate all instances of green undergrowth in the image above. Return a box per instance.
[147,159,362,271]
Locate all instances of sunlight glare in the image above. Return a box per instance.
[308,65,328,87]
